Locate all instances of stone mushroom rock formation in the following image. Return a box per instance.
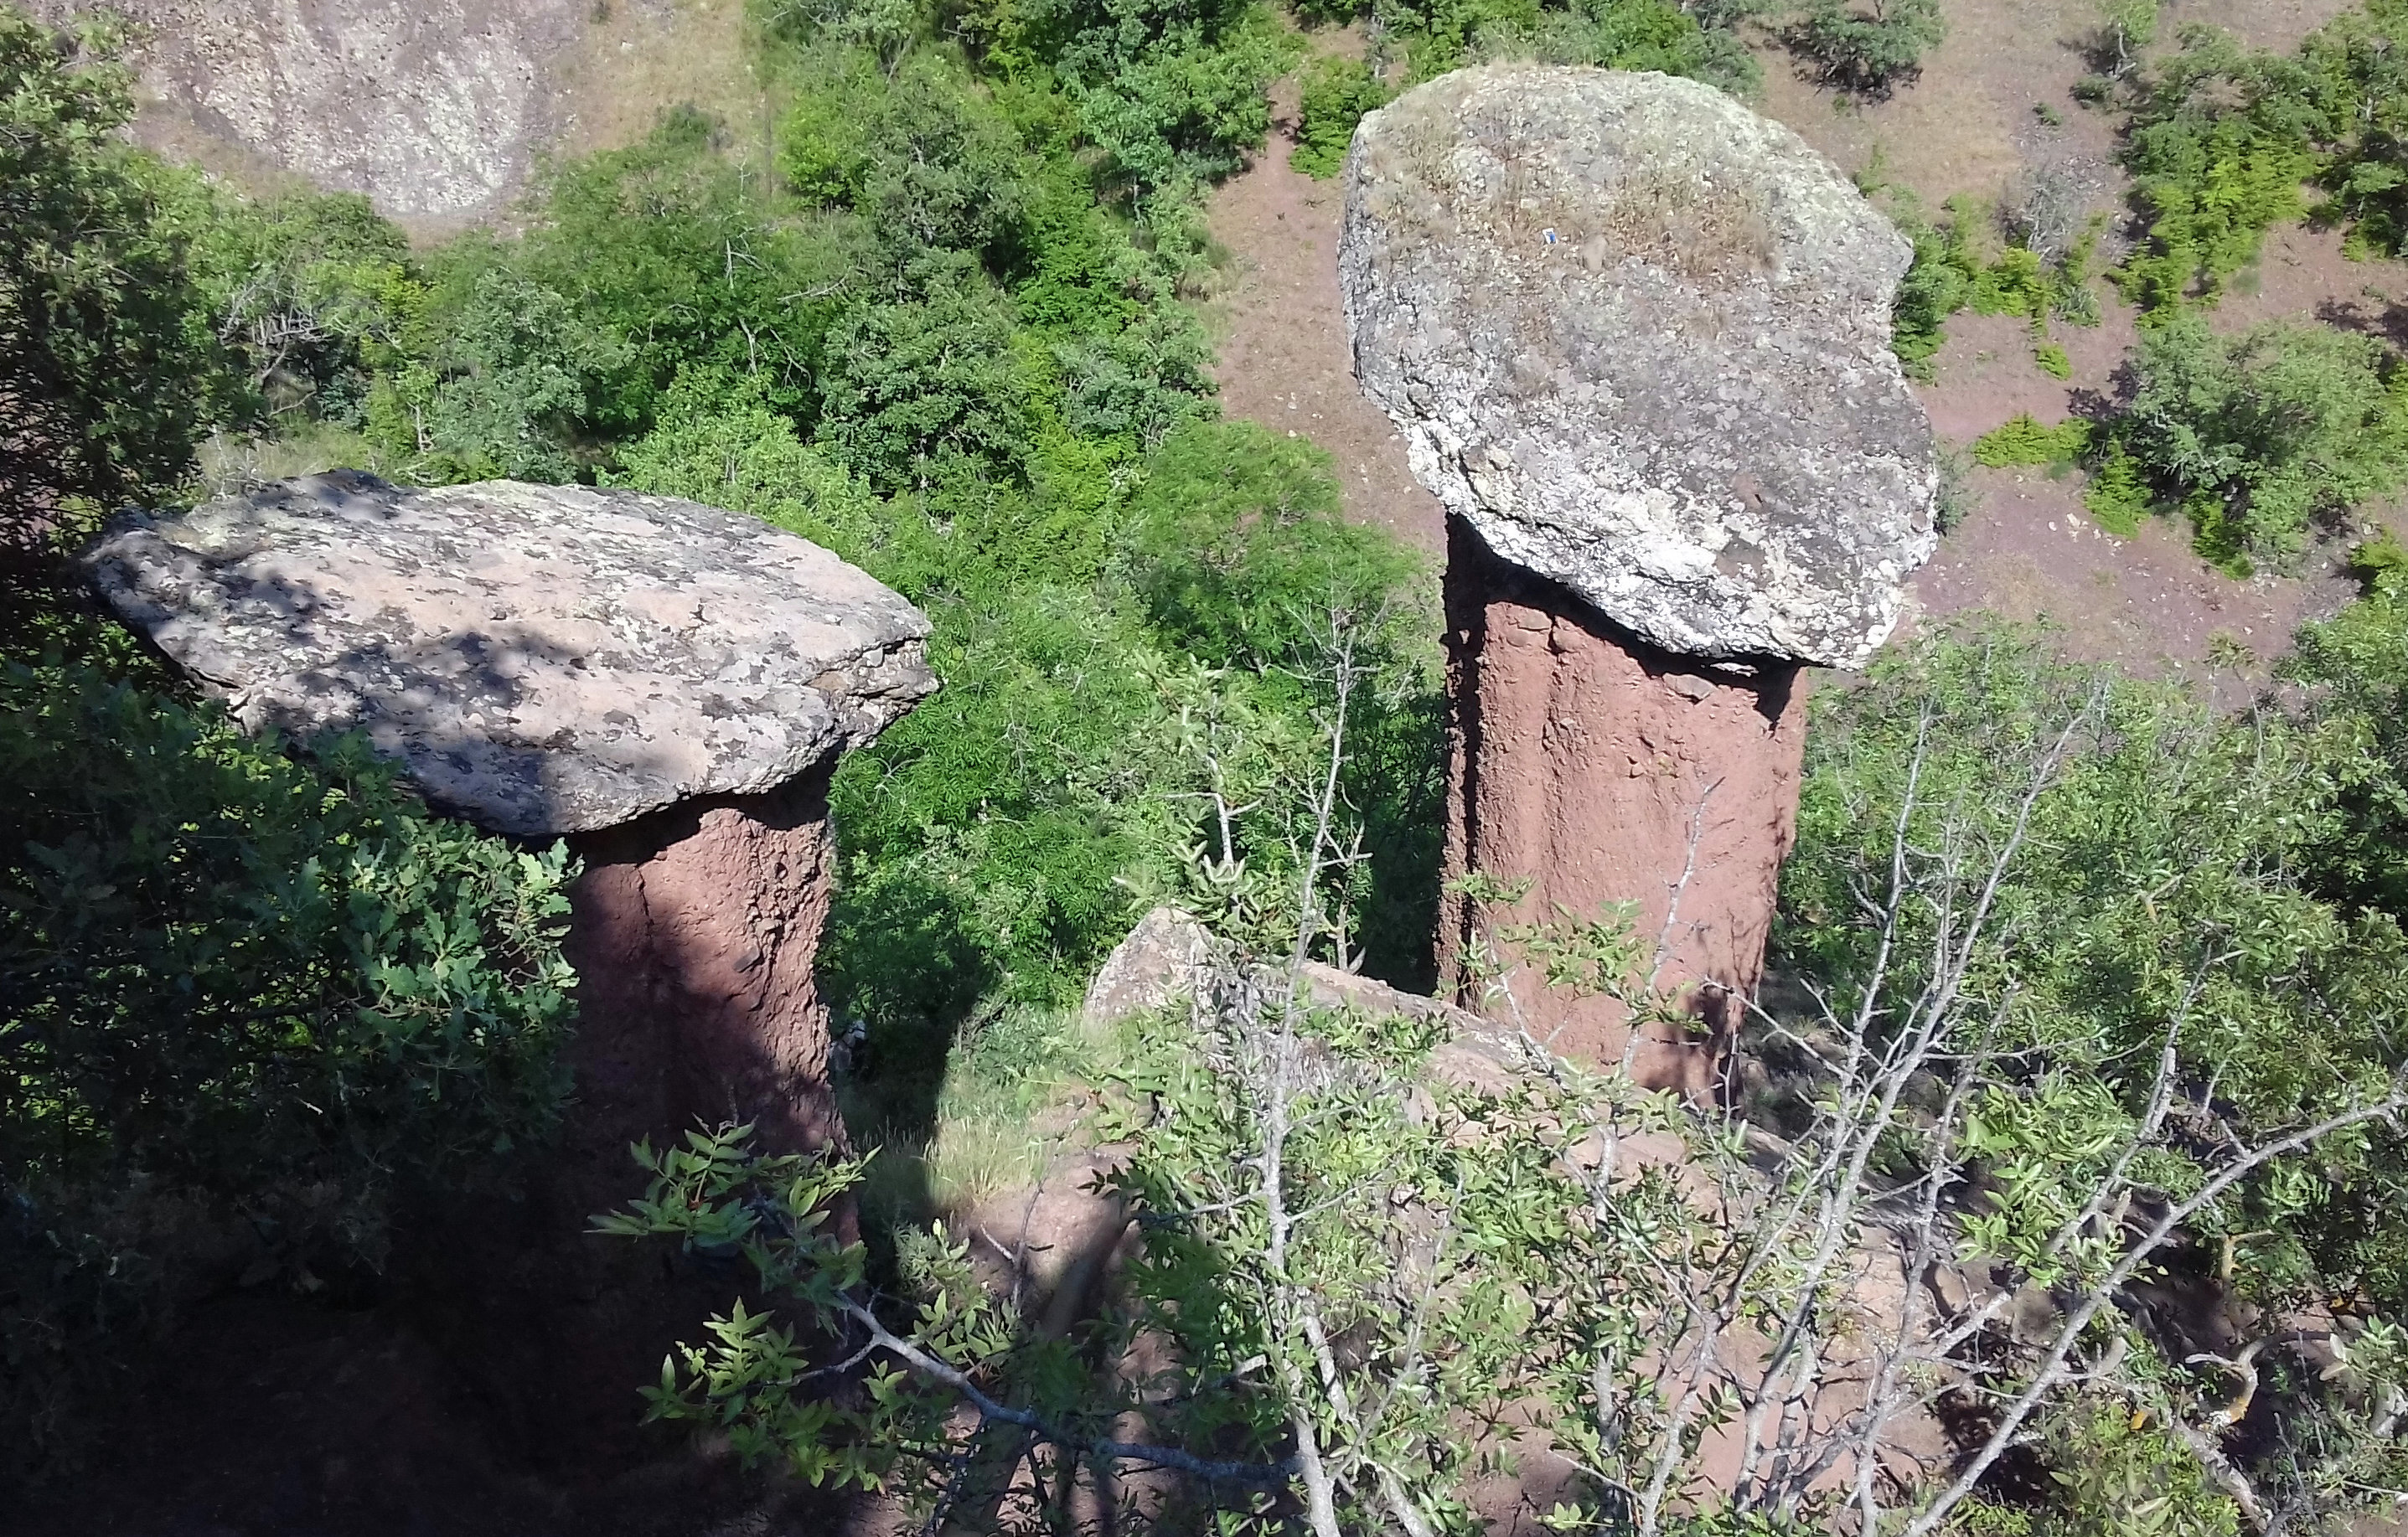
[86,470,935,1155]
[1338,66,1937,1082]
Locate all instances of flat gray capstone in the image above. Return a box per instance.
[1339,65,1938,668]
[85,473,936,838]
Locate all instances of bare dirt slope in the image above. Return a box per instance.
[1203,75,1449,554]
[1202,18,2407,689]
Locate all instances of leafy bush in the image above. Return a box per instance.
[2111,6,2408,310]
[950,0,1300,191]
[0,14,234,520]
[1289,55,1389,179]
[2284,554,2408,916]
[2080,441,2152,536]
[1325,0,1761,88]
[2,659,575,1470]
[2113,29,2321,314]
[1785,627,2408,1328]
[1115,420,1420,665]
[1464,0,1761,92]
[2103,314,2408,569]
[1972,413,2093,467]
[1884,196,2099,379]
[1784,0,1943,98]
[2306,0,2408,255]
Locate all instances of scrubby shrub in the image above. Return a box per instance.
[1361,0,1761,89]
[1115,420,1420,666]
[2307,0,2408,255]
[1973,414,2092,467]
[2111,6,2408,308]
[2080,441,2152,536]
[2285,549,2408,915]
[2114,31,2320,314]
[1467,0,1761,92]
[1784,0,1944,97]
[2106,314,2408,569]
[1289,55,1389,179]
[1884,196,2100,378]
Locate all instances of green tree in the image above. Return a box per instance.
[813,279,1040,491]
[2105,313,2408,569]
[1784,0,1944,98]
[0,14,230,530]
[2,659,576,1473]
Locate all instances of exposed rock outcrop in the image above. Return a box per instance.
[87,472,931,840]
[1340,68,1936,1081]
[1341,65,1935,669]
[86,471,936,1157]
[32,0,588,218]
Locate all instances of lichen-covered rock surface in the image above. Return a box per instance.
[86,472,934,838]
[1340,65,1937,667]
[30,0,588,218]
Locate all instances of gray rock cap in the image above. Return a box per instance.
[1339,65,1938,667]
[86,473,936,838]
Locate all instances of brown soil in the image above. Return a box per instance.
[1201,75,1449,554]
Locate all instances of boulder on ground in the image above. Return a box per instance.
[1340,64,1936,668]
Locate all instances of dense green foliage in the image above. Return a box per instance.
[0,15,232,518]
[2285,551,2408,919]
[1288,0,1759,92]
[942,0,1300,190]
[1,652,575,1468]
[1289,54,1389,178]
[1782,624,2408,1525]
[2090,314,2408,570]
[1783,0,1942,97]
[2113,3,2408,313]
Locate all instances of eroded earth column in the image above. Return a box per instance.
[1339,65,1939,1085]
[85,471,936,1154]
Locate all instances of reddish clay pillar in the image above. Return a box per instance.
[561,761,846,1160]
[1438,518,1810,1092]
